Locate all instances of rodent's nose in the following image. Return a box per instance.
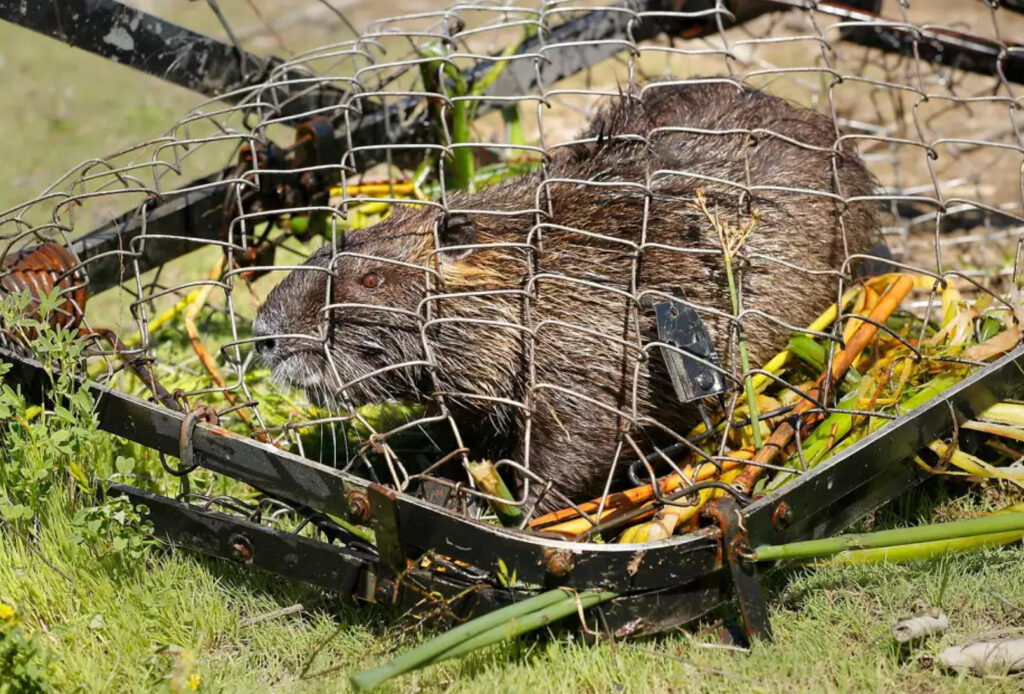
[251,314,278,361]
[255,337,276,355]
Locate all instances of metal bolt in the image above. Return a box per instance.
[771,502,793,531]
[542,547,574,577]
[696,372,714,390]
[347,490,371,524]
[229,534,253,563]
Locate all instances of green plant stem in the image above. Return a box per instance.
[503,104,525,146]
[416,45,474,193]
[351,589,618,691]
[464,461,524,526]
[412,156,435,191]
[754,511,1024,562]
[287,215,309,234]
[421,161,540,198]
[449,97,475,192]
[815,529,1024,565]
[787,335,861,387]
[324,514,374,544]
[767,373,962,492]
[435,590,617,662]
[350,589,571,691]
[724,257,762,450]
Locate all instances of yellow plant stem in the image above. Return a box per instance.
[865,272,937,292]
[464,460,523,526]
[843,284,879,346]
[734,275,915,494]
[962,420,1024,443]
[817,503,1024,565]
[924,440,1024,484]
[977,402,1024,428]
[618,467,743,543]
[751,285,861,394]
[539,454,750,537]
[181,257,259,434]
[329,182,419,198]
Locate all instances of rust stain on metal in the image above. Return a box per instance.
[771,501,793,531]
[347,490,371,523]
[542,546,574,577]
[230,534,253,563]
[626,550,646,577]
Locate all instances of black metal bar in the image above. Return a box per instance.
[108,482,531,619]
[771,0,1024,85]
[481,0,773,100]
[108,483,372,598]
[60,0,767,294]
[0,0,345,119]
[0,344,722,591]
[601,573,732,638]
[70,171,230,294]
[315,0,762,171]
[116,474,739,634]
[0,0,260,98]
[1000,0,1024,15]
[8,343,1024,595]
[745,345,1024,547]
[111,479,742,638]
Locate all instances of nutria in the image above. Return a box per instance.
[253,79,880,512]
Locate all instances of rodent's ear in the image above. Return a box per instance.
[436,212,477,265]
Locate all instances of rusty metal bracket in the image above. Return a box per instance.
[176,405,221,475]
[367,483,406,581]
[707,497,773,643]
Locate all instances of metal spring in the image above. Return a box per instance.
[0,243,88,331]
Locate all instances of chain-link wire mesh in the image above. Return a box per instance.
[2,0,1023,537]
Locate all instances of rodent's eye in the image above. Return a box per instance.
[360,272,383,290]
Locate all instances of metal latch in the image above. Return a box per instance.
[653,294,727,403]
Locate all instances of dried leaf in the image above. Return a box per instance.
[891,609,948,642]
[939,637,1024,675]
[962,328,1020,362]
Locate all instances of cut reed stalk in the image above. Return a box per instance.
[751,286,861,393]
[817,529,1024,565]
[349,588,610,691]
[617,467,743,543]
[754,511,1024,562]
[732,275,914,493]
[534,455,750,536]
[434,590,618,662]
[464,460,524,526]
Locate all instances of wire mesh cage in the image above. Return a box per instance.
[3,0,1024,637]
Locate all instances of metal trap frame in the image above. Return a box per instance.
[3,0,1024,640]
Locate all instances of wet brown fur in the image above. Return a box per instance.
[254,80,880,510]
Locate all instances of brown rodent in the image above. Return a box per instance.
[253,79,880,511]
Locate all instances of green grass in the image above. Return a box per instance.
[3,490,1024,693]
